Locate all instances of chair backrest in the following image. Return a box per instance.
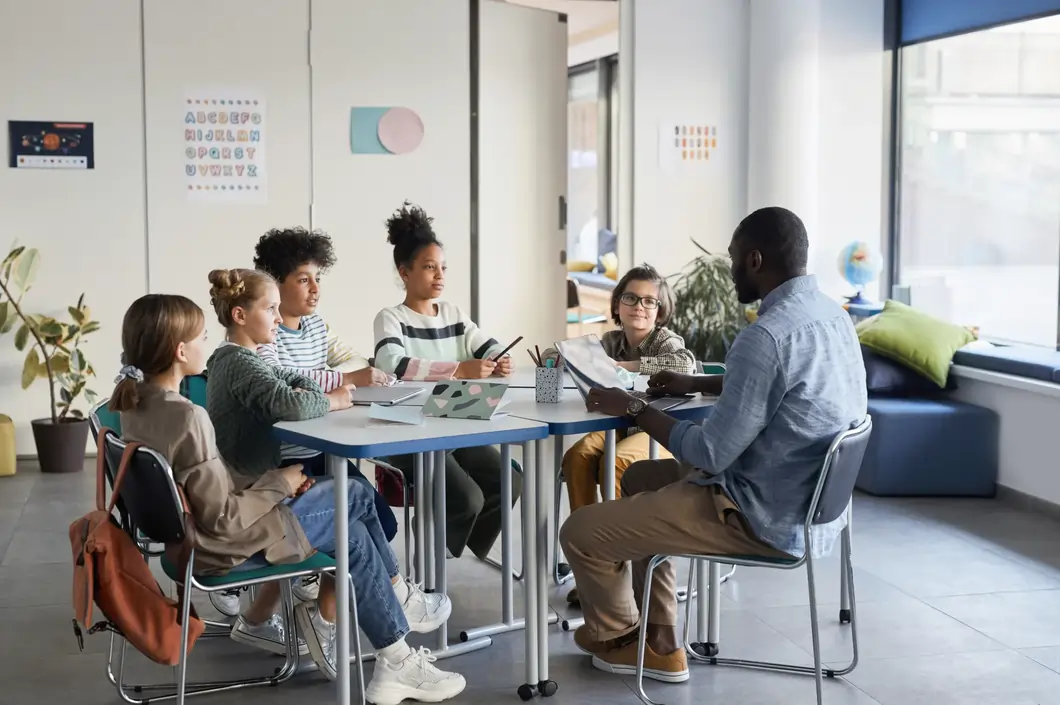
[90,399,122,438]
[180,373,208,408]
[566,278,580,309]
[90,400,131,527]
[809,416,873,526]
[102,433,188,546]
[700,362,726,375]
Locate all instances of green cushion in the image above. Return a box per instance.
[856,300,976,388]
[162,552,335,588]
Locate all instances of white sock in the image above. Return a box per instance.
[378,637,412,664]
[392,576,409,604]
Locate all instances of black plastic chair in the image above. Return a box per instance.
[634,416,873,705]
[89,405,364,704]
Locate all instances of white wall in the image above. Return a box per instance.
[144,0,312,342]
[951,371,1060,507]
[309,0,471,355]
[0,0,146,454]
[747,0,885,301]
[630,0,752,280]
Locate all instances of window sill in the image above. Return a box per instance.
[951,365,1060,400]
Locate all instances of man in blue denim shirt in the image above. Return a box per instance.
[560,207,867,684]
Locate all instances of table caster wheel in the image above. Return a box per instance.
[517,683,535,701]
[560,619,572,632]
[557,562,572,577]
[538,680,558,697]
[690,642,719,658]
[839,609,852,625]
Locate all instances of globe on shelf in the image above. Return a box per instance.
[836,241,882,305]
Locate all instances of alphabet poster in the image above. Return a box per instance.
[184,94,266,203]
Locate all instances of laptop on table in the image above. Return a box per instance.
[349,385,425,406]
[555,335,692,412]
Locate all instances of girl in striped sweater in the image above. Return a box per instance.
[373,202,521,561]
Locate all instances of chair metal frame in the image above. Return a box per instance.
[89,403,366,704]
[632,416,872,705]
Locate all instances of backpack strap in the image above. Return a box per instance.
[97,428,142,514]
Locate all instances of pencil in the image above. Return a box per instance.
[535,345,542,368]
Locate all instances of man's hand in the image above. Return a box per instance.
[343,367,389,388]
[646,370,696,396]
[585,387,637,417]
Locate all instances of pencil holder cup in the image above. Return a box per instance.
[535,367,564,403]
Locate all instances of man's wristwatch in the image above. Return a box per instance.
[626,397,649,418]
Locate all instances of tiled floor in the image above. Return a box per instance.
[4,460,1060,704]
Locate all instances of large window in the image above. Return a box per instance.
[897,14,1060,347]
[566,58,618,271]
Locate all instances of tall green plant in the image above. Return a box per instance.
[0,245,99,423]
[668,240,755,364]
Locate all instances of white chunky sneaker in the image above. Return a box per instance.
[293,575,321,602]
[229,614,309,656]
[294,602,337,680]
[209,588,242,618]
[365,647,466,705]
[396,578,452,634]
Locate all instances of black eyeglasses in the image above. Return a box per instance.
[619,292,661,310]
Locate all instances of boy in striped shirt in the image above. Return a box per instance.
[253,227,398,544]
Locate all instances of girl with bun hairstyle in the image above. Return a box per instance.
[374,202,522,562]
[202,268,465,703]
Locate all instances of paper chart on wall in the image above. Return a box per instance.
[658,122,718,174]
[184,94,266,203]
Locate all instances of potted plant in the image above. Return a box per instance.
[668,240,757,365]
[0,245,100,473]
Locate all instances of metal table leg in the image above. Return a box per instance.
[328,454,351,705]
[536,438,557,696]
[414,453,425,583]
[460,444,559,644]
[553,435,573,586]
[518,440,539,701]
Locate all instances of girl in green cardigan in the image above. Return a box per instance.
[203,268,464,703]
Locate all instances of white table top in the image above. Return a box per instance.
[273,404,549,458]
[501,386,717,435]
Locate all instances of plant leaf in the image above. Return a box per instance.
[68,306,86,325]
[14,324,29,351]
[11,248,40,293]
[60,387,72,404]
[50,353,70,375]
[84,389,98,404]
[70,348,85,372]
[69,409,84,419]
[37,319,63,338]
[1,245,25,270]
[80,321,100,335]
[21,349,39,390]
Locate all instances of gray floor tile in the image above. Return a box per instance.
[1,526,74,566]
[755,594,1006,661]
[0,561,74,608]
[926,590,1060,650]
[720,560,908,610]
[852,536,1060,598]
[844,650,1060,705]
[1021,646,1060,674]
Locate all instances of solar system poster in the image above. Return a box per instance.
[7,120,95,169]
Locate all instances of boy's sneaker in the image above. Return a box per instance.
[294,602,337,680]
[396,578,452,633]
[293,575,321,602]
[365,647,466,705]
[230,614,309,656]
[209,588,242,618]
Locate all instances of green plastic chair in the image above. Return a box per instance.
[701,362,726,375]
[180,373,208,408]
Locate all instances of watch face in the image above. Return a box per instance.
[628,398,648,416]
